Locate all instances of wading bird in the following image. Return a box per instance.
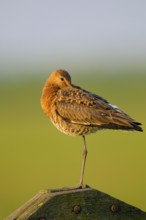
[41,69,143,188]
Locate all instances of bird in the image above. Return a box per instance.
[41,69,143,189]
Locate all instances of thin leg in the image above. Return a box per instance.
[79,135,88,187]
[50,136,88,192]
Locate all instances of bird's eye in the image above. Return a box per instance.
[60,77,64,81]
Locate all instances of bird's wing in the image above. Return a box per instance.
[55,87,136,127]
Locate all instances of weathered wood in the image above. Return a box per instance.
[5,186,146,220]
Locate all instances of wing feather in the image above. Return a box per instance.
[55,87,136,128]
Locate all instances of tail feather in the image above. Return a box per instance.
[100,121,143,132]
[131,122,143,132]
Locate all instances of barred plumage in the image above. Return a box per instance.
[41,69,143,188]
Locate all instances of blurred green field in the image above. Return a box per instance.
[0,72,146,219]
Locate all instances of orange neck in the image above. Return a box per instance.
[41,84,59,118]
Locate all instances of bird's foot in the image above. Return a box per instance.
[50,184,90,193]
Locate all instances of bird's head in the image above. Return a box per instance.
[47,69,72,88]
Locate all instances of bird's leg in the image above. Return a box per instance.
[50,136,88,193]
[78,135,88,188]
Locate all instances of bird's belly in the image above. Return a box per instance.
[50,115,98,136]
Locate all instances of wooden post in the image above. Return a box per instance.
[5,186,146,220]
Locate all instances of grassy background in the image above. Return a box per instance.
[0,71,146,219]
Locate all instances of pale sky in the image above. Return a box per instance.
[0,0,146,77]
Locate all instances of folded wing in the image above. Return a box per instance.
[55,87,142,131]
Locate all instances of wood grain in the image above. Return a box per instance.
[5,186,146,220]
